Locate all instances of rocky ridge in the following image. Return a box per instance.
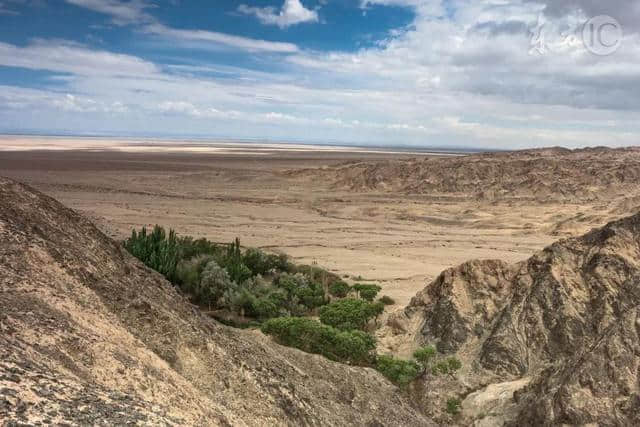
[290,147,640,203]
[388,210,640,425]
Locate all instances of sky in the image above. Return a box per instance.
[0,0,639,149]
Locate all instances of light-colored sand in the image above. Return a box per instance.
[0,136,460,156]
[1,137,616,308]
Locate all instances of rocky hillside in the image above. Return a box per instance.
[387,210,640,425]
[291,147,640,202]
[0,177,430,426]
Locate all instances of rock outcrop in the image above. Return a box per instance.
[0,177,430,426]
[390,211,640,425]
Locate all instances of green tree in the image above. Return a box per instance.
[319,299,383,331]
[243,248,273,276]
[178,236,222,260]
[276,273,326,313]
[375,355,422,387]
[175,255,215,294]
[353,284,382,301]
[328,281,351,298]
[197,260,235,308]
[224,238,252,284]
[124,225,181,282]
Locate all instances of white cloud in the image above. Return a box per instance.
[64,0,299,52]
[64,0,153,25]
[238,0,319,28]
[143,24,299,53]
[0,39,159,76]
[0,86,129,114]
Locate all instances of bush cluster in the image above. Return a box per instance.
[353,283,382,301]
[318,299,384,331]
[375,355,422,387]
[375,345,462,387]
[126,226,419,372]
[125,226,181,282]
[328,281,351,298]
[432,357,463,375]
[125,226,319,321]
[261,317,376,365]
[378,295,395,305]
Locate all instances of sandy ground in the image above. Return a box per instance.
[0,137,566,307]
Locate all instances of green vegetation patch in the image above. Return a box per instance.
[353,283,382,301]
[261,317,376,365]
[319,299,384,331]
[375,355,422,387]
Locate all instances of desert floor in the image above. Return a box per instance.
[0,137,576,307]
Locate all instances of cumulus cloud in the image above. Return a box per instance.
[238,0,319,28]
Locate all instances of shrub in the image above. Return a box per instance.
[432,357,462,376]
[375,355,422,387]
[197,260,236,307]
[359,288,378,301]
[318,299,383,331]
[446,356,462,373]
[224,277,288,320]
[276,273,326,313]
[369,301,385,323]
[273,253,293,272]
[261,317,376,364]
[446,397,461,415]
[328,281,351,298]
[178,236,222,260]
[175,255,215,293]
[223,238,253,284]
[125,225,181,282]
[413,345,437,367]
[243,247,285,276]
[250,296,280,320]
[353,284,382,301]
[379,295,395,305]
[298,265,334,286]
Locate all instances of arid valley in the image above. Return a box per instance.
[2,136,616,310]
[4,136,640,425]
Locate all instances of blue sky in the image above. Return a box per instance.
[0,0,639,148]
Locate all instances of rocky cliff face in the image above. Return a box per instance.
[0,177,430,426]
[390,212,640,425]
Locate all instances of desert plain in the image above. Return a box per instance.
[0,136,635,309]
